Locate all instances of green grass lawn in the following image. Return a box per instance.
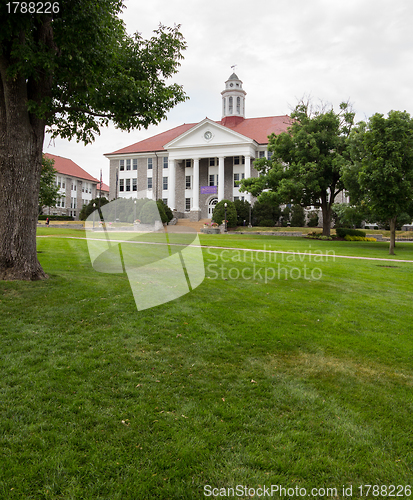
[1,230,413,499]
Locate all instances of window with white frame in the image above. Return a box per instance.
[133,178,137,191]
[233,173,244,187]
[209,158,216,167]
[119,179,124,192]
[229,96,233,114]
[163,157,168,169]
[120,159,125,171]
[259,151,265,158]
[209,174,218,186]
[126,159,131,171]
[147,158,153,170]
[133,159,137,170]
[162,198,168,205]
[185,175,191,189]
[163,177,168,191]
[185,159,191,168]
[147,177,153,189]
[126,179,131,191]
[185,198,191,211]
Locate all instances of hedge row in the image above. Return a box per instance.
[344,235,377,242]
[38,215,74,221]
[336,228,366,238]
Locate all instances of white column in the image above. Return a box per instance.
[244,155,251,203]
[192,158,200,211]
[168,158,176,210]
[218,156,225,201]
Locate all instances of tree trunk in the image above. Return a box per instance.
[389,216,397,255]
[321,198,331,237]
[0,59,48,281]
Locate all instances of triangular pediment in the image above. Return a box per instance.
[164,118,255,150]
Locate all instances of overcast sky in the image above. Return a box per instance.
[44,0,413,184]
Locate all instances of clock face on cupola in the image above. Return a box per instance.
[221,72,247,119]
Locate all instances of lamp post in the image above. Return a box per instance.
[93,202,96,229]
[224,202,227,233]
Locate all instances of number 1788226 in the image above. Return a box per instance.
[6,2,60,14]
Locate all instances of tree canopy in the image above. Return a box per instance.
[240,100,355,236]
[0,1,187,143]
[0,1,187,280]
[343,110,413,254]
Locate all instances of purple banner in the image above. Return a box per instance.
[201,186,218,194]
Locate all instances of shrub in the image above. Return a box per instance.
[157,199,173,222]
[344,235,376,242]
[336,228,366,238]
[307,211,319,227]
[258,219,275,228]
[38,215,74,221]
[212,200,237,228]
[307,232,331,240]
[156,200,168,224]
[290,205,306,227]
[234,199,251,226]
[140,201,159,224]
[252,199,281,226]
[79,197,110,221]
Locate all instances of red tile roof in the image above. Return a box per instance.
[222,115,292,144]
[107,123,196,155]
[44,153,99,183]
[105,115,292,155]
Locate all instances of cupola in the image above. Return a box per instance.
[221,73,246,121]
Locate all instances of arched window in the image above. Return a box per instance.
[229,97,233,114]
[237,97,241,114]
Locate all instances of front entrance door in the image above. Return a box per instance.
[208,198,218,218]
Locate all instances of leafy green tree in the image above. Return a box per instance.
[140,201,159,225]
[240,100,355,236]
[39,155,61,214]
[212,200,237,228]
[331,203,367,229]
[233,199,251,226]
[290,205,306,227]
[79,197,109,221]
[251,193,281,226]
[0,2,186,280]
[156,200,168,224]
[344,110,413,254]
[157,199,173,222]
[306,211,319,227]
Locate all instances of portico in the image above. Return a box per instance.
[164,119,256,219]
[105,73,292,219]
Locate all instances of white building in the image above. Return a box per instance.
[105,73,291,220]
[43,153,100,219]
